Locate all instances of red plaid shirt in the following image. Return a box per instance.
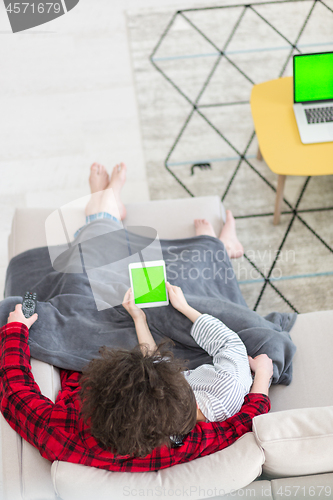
[0,322,270,472]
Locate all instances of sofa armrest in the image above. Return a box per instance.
[1,359,61,500]
[0,414,22,500]
[52,432,264,500]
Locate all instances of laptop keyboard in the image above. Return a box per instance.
[305,106,333,124]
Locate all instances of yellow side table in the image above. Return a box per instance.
[250,77,333,224]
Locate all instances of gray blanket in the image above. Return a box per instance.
[2,219,297,384]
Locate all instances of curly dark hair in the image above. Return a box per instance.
[79,343,197,457]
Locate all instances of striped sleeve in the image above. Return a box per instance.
[187,314,253,422]
[191,314,252,385]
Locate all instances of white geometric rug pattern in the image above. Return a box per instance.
[128,0,333,315]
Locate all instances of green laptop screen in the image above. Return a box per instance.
[294,52,333,103]
[131,266,167,304]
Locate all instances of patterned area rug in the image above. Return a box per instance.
[127,0,333,315]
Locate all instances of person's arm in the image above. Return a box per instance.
[169,392,270,465]
[1,305,82,447]
[172,284,274,399]
[133,316,157,355]
[188,314,254,421]
[0,309,91,466]
[189,314,250,364]
[166,282,254,422]
[167,282,251,384]
[122,288,157,354]
[121,391,271,471]
[0,313,57,448]
[249,354,273,396]
[166,282,202,323]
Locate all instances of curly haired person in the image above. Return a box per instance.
[0,162,272,471]
[79,283,272,457]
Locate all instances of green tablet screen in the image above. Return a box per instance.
[131,266,167,304]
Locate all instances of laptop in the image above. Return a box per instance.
[293,51,333,144]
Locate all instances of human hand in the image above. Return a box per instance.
[166,282,189,313]
[122,288,146,322]
[248,354,273,378]
[7,304,38,330]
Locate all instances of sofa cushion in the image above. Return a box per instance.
[271,473,333,499]
[125,196,225,239]
[253,406,333,478]
[31,358,61,402]
[51,433,264,500]
[9,196,224,259]
[268,310,333,413]
[222,480,273,499]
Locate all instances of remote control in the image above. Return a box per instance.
[22,292,37,318]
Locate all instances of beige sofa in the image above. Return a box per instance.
[1,195,333,500]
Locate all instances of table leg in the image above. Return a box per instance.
[257,147,263,161]
[273,174,286,225]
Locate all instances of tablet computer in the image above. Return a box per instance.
[128,260,169,308]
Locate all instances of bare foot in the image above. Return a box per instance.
[89,162,109,193]
[85,163,110,216]
[194,219,217,237]
[99,162,127,220]
[109,162,127,192]
[219,210,244,259]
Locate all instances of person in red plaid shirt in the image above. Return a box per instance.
[0,303,271,472]
[0,162,272,471]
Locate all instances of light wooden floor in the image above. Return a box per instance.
[0,0,231,295]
